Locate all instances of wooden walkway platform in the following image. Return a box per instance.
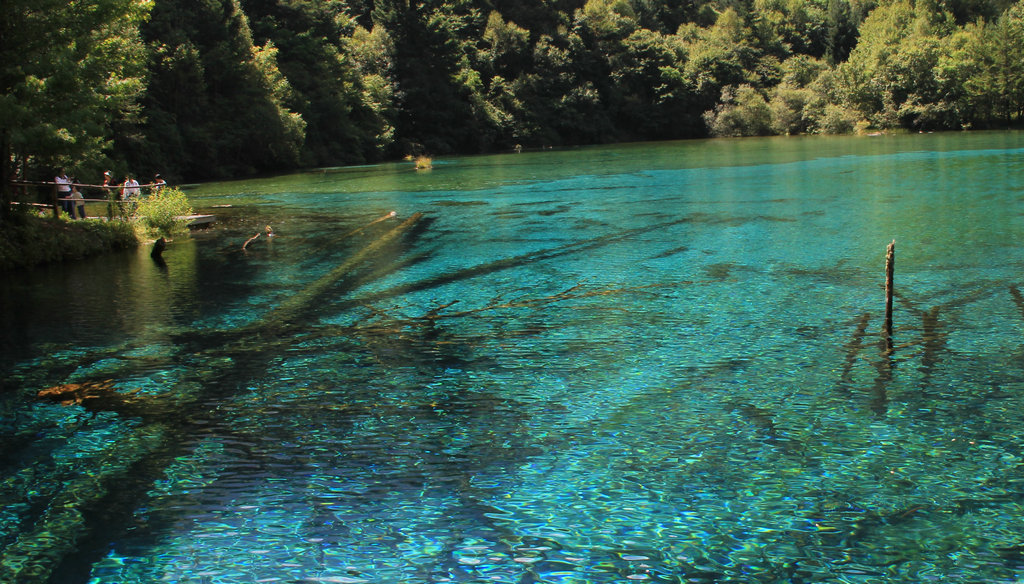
[178,214,215,227]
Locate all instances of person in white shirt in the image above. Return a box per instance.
[55,170,72,215]
[121,175,140,199]
[69,181,86,219]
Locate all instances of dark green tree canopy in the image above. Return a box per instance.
[6,0,1024,189]
[2,0,150,209]
[135,0,305,179]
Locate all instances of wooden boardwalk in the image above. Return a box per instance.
[178,214,215,227]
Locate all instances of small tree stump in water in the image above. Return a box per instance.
[151,237,167,259]
[884,239,895,340]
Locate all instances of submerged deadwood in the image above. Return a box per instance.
[0,426,169,584]
[16,211,696,581]
[1010,286,1024,318]
[253,212,424,331]
[12,212,425,583]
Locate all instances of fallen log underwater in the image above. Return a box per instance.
[3,211,428,583]
[244,212,425,333]
[334,213,700,309]
[835,283,1001,417]
[16,221,1022,582]
[5,212,712,582]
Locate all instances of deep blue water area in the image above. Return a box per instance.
[4,132,1024,583]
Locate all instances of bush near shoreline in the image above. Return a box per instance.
[0,210,139,271]
[0,187,194,270]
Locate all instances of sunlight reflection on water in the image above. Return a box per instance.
[4,133,1024,583]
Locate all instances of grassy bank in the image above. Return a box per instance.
[0,209,139,270]
[0,187,195,270]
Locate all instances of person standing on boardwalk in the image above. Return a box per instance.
[69,179,86,219]
[103,171,117,218]
[121,175,140,199]
[55,170,72,216]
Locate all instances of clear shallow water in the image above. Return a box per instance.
[4,133,1024,583]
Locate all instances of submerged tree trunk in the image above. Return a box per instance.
[8,212,423,582]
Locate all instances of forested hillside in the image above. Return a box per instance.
[5,0,1024,191]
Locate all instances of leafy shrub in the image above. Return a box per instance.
[704,85,773,137]
[769,86,817,135]
[0,211,138,270]
[132,187,194,240]
[816,104,861,134]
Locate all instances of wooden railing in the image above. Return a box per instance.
[8,180,168,218]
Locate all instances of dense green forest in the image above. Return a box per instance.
[4,0,1024,199]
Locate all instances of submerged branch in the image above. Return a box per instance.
[307,210,398,256]
[249,212,424,332]
[1011,285,1024,319]
[414,281,680,321]
[339,280,697,337]
[839,313,872,387]
[12,212,427,582]
[340,215,695,308]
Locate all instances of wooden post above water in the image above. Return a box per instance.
[884,239,895,338]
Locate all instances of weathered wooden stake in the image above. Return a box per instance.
[151,237,166,259]
[884,239,895,338]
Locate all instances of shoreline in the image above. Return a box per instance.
[0,212,139,271]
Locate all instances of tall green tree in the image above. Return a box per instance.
[610,28,695,139]
[510,32,612,147]
[348,24,398,153]
[567,0,636,141]
[371,0,484,155]
[832,0,955,129]
[1,0,151,215]
[479,10,532,81]
[488,0,575,39]
[134,0,305,179]
[824,0,867,65]
[974,2,1024,124]
[242,0,386,166]
[681,7,773,125]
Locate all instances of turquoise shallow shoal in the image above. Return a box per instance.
[3,132,1024,583]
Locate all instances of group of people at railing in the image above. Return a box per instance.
[51,169,167,220]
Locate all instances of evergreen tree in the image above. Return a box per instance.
[825,0,857,65]
[371,0,483,155]
[1,0,150,214]
[242,0,386,166]
[135,0,305,179]
[982,2,1024,124]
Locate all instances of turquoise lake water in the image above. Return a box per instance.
[3,132,1024,583]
